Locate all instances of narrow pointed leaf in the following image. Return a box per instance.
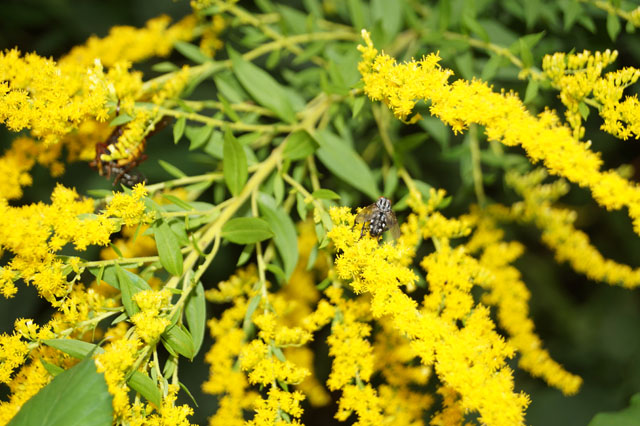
[153,220,184,276]
[185,282,206,354]
[228,47,296,123]
[223,128,248,196]
[127,371,162,408]
[259,194,298,280]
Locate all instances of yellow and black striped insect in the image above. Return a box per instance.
[353,196,400,240]
[90,115,170,187]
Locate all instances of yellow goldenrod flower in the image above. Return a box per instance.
[358,31,640,236]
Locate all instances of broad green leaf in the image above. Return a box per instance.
[312,189,341,200]
[161,325,196,360]
[589,393,640,426]
[9,358,112,426]
[127,371,162,408]
[283,130,317,160]
[259,194,298,280]
[228,47,296,123]
[314,130,379,199]
[158,160,187,178]
[222,217,274,244]
[606,12,621,41]
[185,282,206,354]
[43,339,104,359]
[153,220,184,277]
[578,102,590,120]
[223,128,248,196]
[173,41,210,64]
[173,117,186,144]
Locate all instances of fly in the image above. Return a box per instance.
[353,196,400,240]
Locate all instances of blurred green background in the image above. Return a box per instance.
[1,1,640,425]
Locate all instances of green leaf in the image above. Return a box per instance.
[89,265,151,292]
[223,128,248,196]
[228,47,296,123]
[185,282,206,355]
[158,160,187,178]
[162,194,192,210]
[127,371,162,408]
[606,12,621,41]
[312,189,341,200]
[152,61,179,72]
[296,192,308,220]
[243,293,262,336]
[174,40,210,64]
[266,263,286,282]
[186,125,213,151]
[8,358,112,426]
[43,339,104,359]
[273,172,285,205]
[162,325,196,360]
[109,114,133,127]
[352,96,366,118]
[237,244,255,266]
[481,54,503,81]
[589,393,640,426]
[116,264,141,316]
[40,359,64,377]
[222,217,274,244]
[283,130,317,160]
[578,102,590,120]
[371,0,403,41]
[524,79,539,104]
[173,117,186,144]
[153,220,184,277]
[314,130,379,199]
[347,0,366,30]
[259,194,298,280]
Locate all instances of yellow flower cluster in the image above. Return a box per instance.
[465,211,582,394]
[357,30,640,236]
[0,137,64,200]
[94,338,141,418]
[0,333,29,384]
[328,204,531,425]
[543,50,640,140]
[61,15,197,68]
[130,289,172,343]
[0,49,109,144]
[489,169,640,289]
[105,183,153,227]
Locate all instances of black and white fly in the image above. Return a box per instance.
[353,196,400,240]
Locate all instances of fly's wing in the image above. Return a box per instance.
[386,211,401,240]
[353,203,377,226]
